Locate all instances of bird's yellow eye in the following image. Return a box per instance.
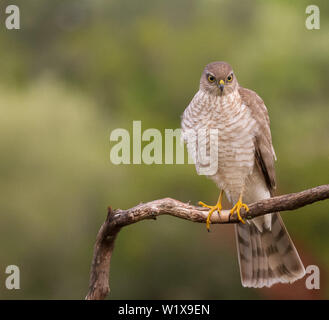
[227,74,233,82]
[207,74,216,83]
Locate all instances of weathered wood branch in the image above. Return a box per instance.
[85,184,329,300]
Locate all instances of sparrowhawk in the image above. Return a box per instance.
[181,61,305,288]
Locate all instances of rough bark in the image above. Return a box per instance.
[85,184,329,300]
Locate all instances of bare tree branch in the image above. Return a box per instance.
[85,184,329,300]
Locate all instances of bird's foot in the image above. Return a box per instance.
[198,201,222,232]
[230,199,249,224]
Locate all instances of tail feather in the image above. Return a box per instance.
[235,213,305,288]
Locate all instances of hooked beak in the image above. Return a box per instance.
[218,79,225,93]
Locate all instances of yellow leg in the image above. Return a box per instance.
[230,194,249,224]
[199,190,223,232]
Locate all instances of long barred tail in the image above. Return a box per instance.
[235,213,305,288]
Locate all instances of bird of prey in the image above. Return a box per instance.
[181,61,305,288]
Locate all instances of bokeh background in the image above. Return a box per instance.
[0,0,328,299]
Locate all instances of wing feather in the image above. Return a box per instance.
[239,87,276,193]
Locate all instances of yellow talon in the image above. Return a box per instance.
[199,190,223,232]
[230,196,249,224]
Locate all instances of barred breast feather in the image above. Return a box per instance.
[181,89,256,203]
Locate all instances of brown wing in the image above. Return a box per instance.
[239,87,277,193]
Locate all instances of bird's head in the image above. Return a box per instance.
[200,61,238,96]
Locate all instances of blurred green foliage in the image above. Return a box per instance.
[0,0,328,299]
